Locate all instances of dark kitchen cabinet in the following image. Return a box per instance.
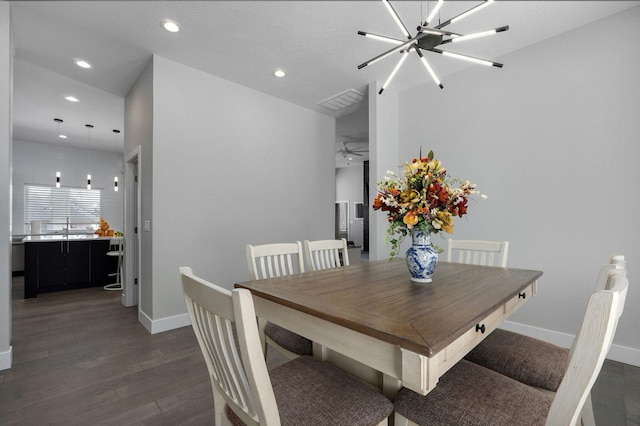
[24,239,117,298]
[35,241,73,291]
[64,240,91,286]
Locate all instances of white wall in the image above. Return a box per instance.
[396,7,640,364]
[129,55,335,330]
[0,1,13,370]
[12,140,124,233]
[336,165,364,247]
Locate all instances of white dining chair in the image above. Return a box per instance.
[180,267,394,426]
[303,238,349,271]
[103,238,123,291]
[393,266,629,426]
[447,239,509,267]
[246,242,312,358]
[464,255,626,426]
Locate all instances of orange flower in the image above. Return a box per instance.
[403,211,419,228]
[373,195,384,210]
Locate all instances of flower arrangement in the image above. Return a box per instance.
[373,150,485,259]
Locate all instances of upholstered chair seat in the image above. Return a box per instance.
[464,329,568,391]
[263,322,313,356]
[394,359,553,426]
[225,356,393,426]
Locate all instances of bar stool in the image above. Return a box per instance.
[103,238,123,291]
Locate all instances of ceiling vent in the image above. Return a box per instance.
[317,89,364,112]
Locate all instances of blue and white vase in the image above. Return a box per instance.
[406,228,438,283]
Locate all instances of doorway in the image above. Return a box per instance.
[335,201,349,240]
[123,147,141,308]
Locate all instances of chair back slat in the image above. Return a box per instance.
[448,239,509,268]
[181,267,279,425]
[547,268,628,426]
[304,239,349,271]
[195,307,250,409]
[246,242,304,280]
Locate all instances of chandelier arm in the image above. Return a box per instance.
[423,0,444,27]
[357,31,405,45]
[418,27,463,37]
[379,51,410,94]
[358,38,418,69]
[435,0,493,29]
[382,0,412,39]
[415,47,443,89]
[439,25,509,45]
[428,48,503,68]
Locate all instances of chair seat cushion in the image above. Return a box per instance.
[226,356,393,425]
[394,359,553,426]
[265,322,313,356]
[464,329,568,391]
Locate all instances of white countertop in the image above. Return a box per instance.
[22,235,121,242]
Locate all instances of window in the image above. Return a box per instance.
[24,184,102,233]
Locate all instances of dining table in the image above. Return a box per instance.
[235,259,542,398]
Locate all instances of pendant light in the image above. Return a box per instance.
[54,118,63,188]
[86,124,94,190]
[113,129,121,192]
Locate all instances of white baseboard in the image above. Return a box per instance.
[501,320,640,368]
[0,346,12,371]
[138,309,190,335]
[138,309,153,333]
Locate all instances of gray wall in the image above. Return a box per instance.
[127,55,335,331]
[369,82,399,261]
[124,57,154,318]
[394,6,640,364]
[0,1,12,370]
[12,140,124,234]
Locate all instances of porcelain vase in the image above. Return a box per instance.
[405,228,438,283]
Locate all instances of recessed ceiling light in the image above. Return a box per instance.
[161,20,180,33]
[273,69,286,78]
[65,96,79,102]
[58,134,67,139]
[75,59,92,69]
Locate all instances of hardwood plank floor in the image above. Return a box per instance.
[2,277,638,425]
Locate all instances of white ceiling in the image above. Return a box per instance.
[9,1,637,164]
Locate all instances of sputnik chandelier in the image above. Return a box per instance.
[358,0,509,93]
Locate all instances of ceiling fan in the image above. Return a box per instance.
[358,0,509,93]
[338,141,369,157]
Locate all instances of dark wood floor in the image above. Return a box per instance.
[2,277,639,425]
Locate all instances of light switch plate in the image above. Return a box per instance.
[144,220,150,232]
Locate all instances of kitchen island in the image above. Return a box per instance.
[23,235,119,299]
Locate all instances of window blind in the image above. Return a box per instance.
[24,184,102,231]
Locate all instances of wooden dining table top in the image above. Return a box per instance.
[235,260,543,357]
